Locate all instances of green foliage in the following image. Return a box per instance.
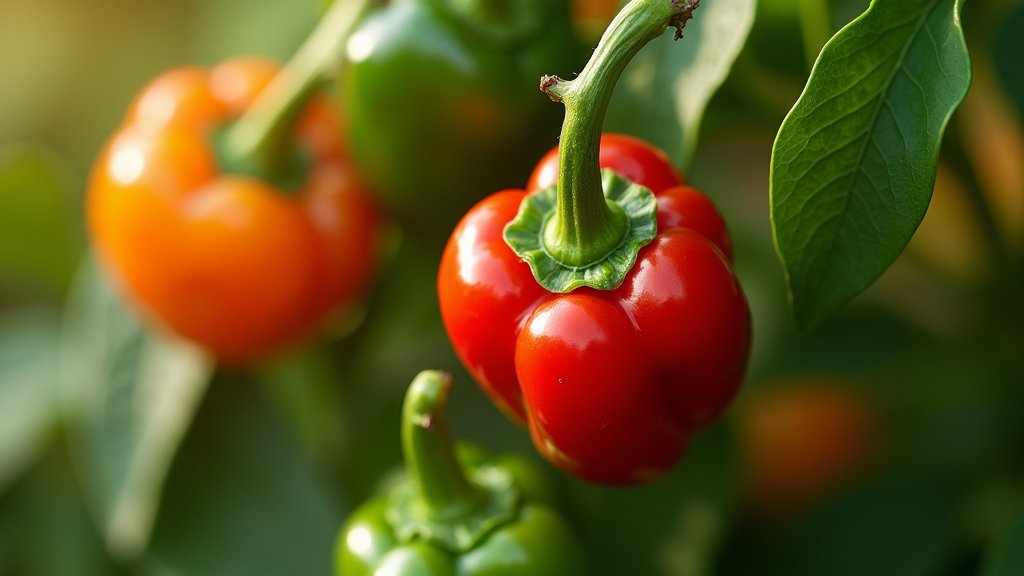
[983,512,1024,576]
[606,0,756,168]
[146,373,346,576]
[777,474,961,576]
[0,308,61,494]
[60,261,213,560]
[0,146,77,295]
[720,473,963,576]
[770,0,971,329]
[0,450,120,576]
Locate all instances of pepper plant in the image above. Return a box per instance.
[0,0,1021,575]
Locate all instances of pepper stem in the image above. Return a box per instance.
[220,0,375,183]
[540,0,699,268]
[504,0,698,292]
[403,371,484,520]
[388,371,519,551]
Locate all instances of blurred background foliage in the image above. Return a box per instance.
[0,0,1022,575]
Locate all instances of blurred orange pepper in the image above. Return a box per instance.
[88,57,379,362]
[737,380,876,518]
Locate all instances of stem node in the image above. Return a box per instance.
[540,75,567,102]
[670,0,700,40]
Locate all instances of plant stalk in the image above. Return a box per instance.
[221,0,375,180]
[540,0,698,267]
[403,371,484,520]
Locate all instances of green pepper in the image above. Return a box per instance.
[341,0,586,234]
[336,370,586,575]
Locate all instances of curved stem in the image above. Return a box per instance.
[540,0,698,267]
[403,371,484,520]
[221,0,375,180]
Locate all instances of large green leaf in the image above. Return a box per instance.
[0,308,62,494]
[0,146,77,294]
[770,0,971,329]
[146,372,345,576]
[60,259,213,561]
[604,0,756,169]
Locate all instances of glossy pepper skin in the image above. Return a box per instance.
[437,135,751,485]
[341,0,586,232]
[88,58,378,362]
[336,371,585,575]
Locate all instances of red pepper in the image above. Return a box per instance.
[438,135,750,485]
[438,0,749,485]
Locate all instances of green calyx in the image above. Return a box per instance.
[217,0,373,187]
[503,0,700,293]
[504,169,657,292]
[212,126,311,194]
[387,371,520,552]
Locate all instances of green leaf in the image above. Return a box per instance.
[770,0,971,329]
[0,448,121,576]
[993,3,1024,121]
[146,372,345,576]
[59,259,214,561]
[983,511,1024,576]
[604,0,756,169]
[0,307,62,494]
[0,145,77,293]
[256,345,348,472]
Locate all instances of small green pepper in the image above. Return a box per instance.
[341,0,586,234]
[336,370,586,575]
